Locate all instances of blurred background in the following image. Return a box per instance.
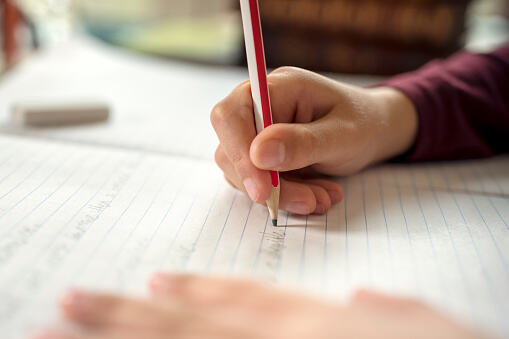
[1,0,509,76]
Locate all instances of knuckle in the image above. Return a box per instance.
[298,125,318,151]
[210,101,232,128]
[214,147,227,167]
[229,151,244,166]
[269,66,307,85]
[271,66,301,76]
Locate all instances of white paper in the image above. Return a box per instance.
[0,37,383,160]
[0,135,508,338]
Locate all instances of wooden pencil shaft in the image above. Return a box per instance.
[240,0,281,223]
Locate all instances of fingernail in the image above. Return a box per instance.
[328,190,342,204]
[287,202,312,215]
[315,202,327,214]
[258,140,285,168]
[243,178,260,202]
[61,290,89,314]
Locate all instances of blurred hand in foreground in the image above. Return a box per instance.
[32,274,483,339]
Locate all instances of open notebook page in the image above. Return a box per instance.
[0,135,508,338]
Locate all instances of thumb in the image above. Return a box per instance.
[250,114,347,172]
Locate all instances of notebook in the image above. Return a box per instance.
[0,134,507,338]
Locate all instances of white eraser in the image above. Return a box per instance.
[11,100,110,127]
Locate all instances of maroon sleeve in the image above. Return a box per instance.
[381,44,509,162]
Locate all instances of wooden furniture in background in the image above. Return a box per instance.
[258,0,472,75]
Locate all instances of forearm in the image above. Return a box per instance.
[377,45,509,162]
[367,86,418,164]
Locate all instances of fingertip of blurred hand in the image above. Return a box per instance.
[29,329,66,339]
[149,273,176,294]
[60,290,80,314]
[60,289,94,320]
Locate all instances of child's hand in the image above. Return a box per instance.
[34,274,482,339]
[211,67,417,215]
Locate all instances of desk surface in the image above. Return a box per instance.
[0,36,384,159]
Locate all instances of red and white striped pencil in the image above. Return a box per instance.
[239,0,280,226]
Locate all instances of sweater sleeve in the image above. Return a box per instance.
[381,44,509,162]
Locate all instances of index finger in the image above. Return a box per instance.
[211,81,272,203]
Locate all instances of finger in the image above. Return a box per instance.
[307,184,331,215]
[30,328,157,339]
[250,112,358,173]
[266,67,342,124]
[278,178,318,215]
[351,290,426,312]
[60,290,181,330]
[149,274,287,309]
[215,146,242,189]
[216,149,334,215]
[211,85,272,203]
[150,274,265,300]
[218,168,332,216]
[300,179,344,205]
[217,146,339,215]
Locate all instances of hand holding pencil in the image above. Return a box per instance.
[211,2,418,217]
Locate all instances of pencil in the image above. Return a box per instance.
[239,0,280,226]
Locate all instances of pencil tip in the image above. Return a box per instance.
[272,219,278,227]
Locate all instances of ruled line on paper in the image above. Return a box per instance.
[229,202,254,273]
[0,136,508,338]
[343,179,350,287]
[393,169,420,293]
[274,212,289,282]
[0,151,55,203]
[360,173,372,284]
[297,215,309,284]
[0,155,113,284]
[376,170,394,289]
[456,169,509,277]
[0,155,101,273]
[4,156,132,289]
[0,151,79,224]
[408,168,445,298]
[0,152,31,187]
[158,191,198,269]
[423,166,473,308]
[74,163,151,283]
[470,165,509,231]
[253,212,270,272]
[4,155,91,235]
[142,178,187,270]
[98,168,168,286]
[182,186,221,270]
[440,164,505,325]
[206,193,238,272]
[322,211,329,289]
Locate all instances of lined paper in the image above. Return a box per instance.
[0,135,508,338]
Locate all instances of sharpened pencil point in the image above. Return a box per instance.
[272,219,278,227]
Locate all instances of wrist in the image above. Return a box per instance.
[367,86,418,163]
